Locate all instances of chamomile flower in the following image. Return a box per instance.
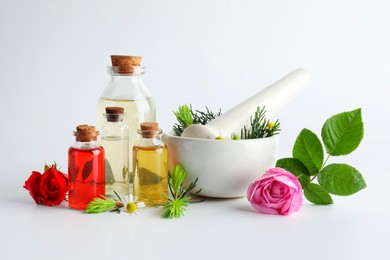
[121,194,145,215]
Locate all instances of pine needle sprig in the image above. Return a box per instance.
[85,191,124,214]
[161,164,202,219]
[172,105,221,136]
[85,196,119,214]
[161,196,190,218]
[173,105,193,136]
[191,106,222,125]
[240,106,281,139]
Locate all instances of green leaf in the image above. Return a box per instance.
[292,129,324,175]
[298,175,310,190]
[44,164,50,172]
[318,164,366,196]
[321,108,364,156]
[276,158,310,189]
[304,183,333,205]
[276,158,310,176]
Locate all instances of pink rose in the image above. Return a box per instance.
[247,167,303,215]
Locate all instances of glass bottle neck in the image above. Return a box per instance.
[100,66,153,101]
[104,114,126,122]
[137,136,164,147]
[72,141,101,149]
[111,74,144,82]
[104,120,125,124]
[109,66,146,77]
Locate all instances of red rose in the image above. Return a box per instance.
[23,171,43,204]
[23,165,68,206]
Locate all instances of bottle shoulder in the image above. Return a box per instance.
[70,141,102,150]
[134,138,165,148]
[101,123,129,137]
[99,77,153,100]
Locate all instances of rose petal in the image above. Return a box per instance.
[272,174,299,191]
[23,171,43,204]
[247,180,261,202]
[251,202,280,215]
[39,165,68,206]
[269,181,285,198]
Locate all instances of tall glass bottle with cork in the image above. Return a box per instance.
[97,55,156,178]
[101,107,130,197]
[133,122,168,205]
[68,125,105,210]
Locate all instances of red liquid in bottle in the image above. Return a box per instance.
[68,147,105,210]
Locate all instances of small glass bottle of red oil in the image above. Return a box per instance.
[68,125,105,210]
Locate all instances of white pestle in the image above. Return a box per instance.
[181,68,311,139]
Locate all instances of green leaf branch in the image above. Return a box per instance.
[276,108,366,205]
[172,105,280,139]
[172,105,221,136]
[240,106,281,139]
[162,164,202,218]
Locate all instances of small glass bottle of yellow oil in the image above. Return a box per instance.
[133,122,168,205]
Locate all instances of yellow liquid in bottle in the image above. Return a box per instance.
[133,145,168,205]
[97,97,156,188]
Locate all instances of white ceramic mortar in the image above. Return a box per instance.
[161,134,278,198]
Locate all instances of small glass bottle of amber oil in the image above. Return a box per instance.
[133,122,168,205]
[68,125,105,210]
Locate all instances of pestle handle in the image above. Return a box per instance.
[208,68,310,136]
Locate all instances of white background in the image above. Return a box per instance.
[0,1,389,259]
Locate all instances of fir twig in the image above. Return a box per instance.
[172,105,221,136]
[191,106,222,125]
[85,196,118,214]
[240,106,281,139]
[161,164,202,219]
[173,105,193,136]
[113,191,122,203]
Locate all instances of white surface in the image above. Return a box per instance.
[0,0,389,259]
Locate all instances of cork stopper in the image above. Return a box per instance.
[74,125,99,142]
[105,106,124,114]
[110,55,142,74]
[140,122,159,138]
[105,107,125,122]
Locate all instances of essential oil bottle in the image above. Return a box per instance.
[101,107,130,197]
[68,125,105,210]
[97,55,156,179]
[133,122,168,205]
